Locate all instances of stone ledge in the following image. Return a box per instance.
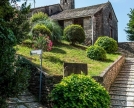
[92,56,125,91]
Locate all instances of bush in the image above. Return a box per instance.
[32,24,51,37]
[22,39,33,47]
[30,12,62,43]
[30,12,48,22]
[94,36,118,53]
[64,24,85,45]
[87,45,106,60]
[50,74,110,108]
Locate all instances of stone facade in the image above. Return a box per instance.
[30,0,118,45]
[102,3,118,42]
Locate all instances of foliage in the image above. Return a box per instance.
[30,12,62,43]
[30,12,48,22]
[22,39,33,47]
[50,74,110,108]
[1,1,31,43]
[0,0,31,106]
[32,24,51,37]
[32,36,53,51]
[125,8,134,41]
[64,24,85,45]
[87,45,106,60]
[32,24,53,50]
[0,97,7,108]
[94,36,118,53]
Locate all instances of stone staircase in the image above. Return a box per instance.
[110,58,134,108]
[7,89,44,108]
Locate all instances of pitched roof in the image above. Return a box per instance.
[30,4,62,12]
[51,2,108,20]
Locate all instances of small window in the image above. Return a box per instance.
[109,13,112,20]
[65,0,67,3]
[51,9,53,13]
[110,28,113,37]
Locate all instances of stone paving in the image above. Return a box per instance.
[7,90,44,108]
[110,58,134,108]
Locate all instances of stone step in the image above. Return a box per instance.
[121,68,134,71]
[110,106,134,108]
[17,95,37,102]
[8,102,44,108]
[109,91,134,96]
[116,76,134,79]
[113,81,134,85]
[118,73,134,76]
[111,99,134,107]
[111,84,134,88]
[110,87,134,92]
[115,77,134,81]
[119,71,134,73]
[110,95,134,101]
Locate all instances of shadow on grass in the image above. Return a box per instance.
[44,56,64,64]
[51,47,66,54]
[105,59,114,63]
[71,44,87,50]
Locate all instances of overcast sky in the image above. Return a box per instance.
[17,0,134,42]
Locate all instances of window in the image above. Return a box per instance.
[51,9,53,14]
[65,0,67,3]
[73,18,83,27]
[109,13,112,20]
[110,28,113,37]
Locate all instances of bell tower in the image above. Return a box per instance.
[60,0,75,10]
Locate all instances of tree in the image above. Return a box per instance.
[0,0,31,107]
[125,8,134,41]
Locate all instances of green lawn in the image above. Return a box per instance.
[15,42,120,76]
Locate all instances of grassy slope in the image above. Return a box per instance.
[15,42,120,76]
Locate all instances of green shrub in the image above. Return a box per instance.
[30,12,48,22]
[87,45,106,60]
[42,19,63,42]
[64,24,85,45]
[94,36,118,53]
[32,24,51,37]
[50,74,110,108]
[22,39,33,47]
[30,12,62,43]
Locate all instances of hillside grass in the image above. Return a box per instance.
[15,42,120,76]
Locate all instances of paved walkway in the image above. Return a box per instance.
[7,90,44,108]
[110,58,134,108]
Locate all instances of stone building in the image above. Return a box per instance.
[30,0,118,45]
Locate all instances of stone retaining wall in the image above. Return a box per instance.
[118,42,134,57]
[92,56,125,91]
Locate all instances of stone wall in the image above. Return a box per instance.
[83,17,92,45]
[93,56,125,91]
[28,68,62,107]
[118,42,134,57]
[64,19,73,27]
[93,9,103,43]
[102,2,118,42]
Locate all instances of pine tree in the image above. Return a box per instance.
[125,8,134,41]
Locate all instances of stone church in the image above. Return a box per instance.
[30,0,118,45]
